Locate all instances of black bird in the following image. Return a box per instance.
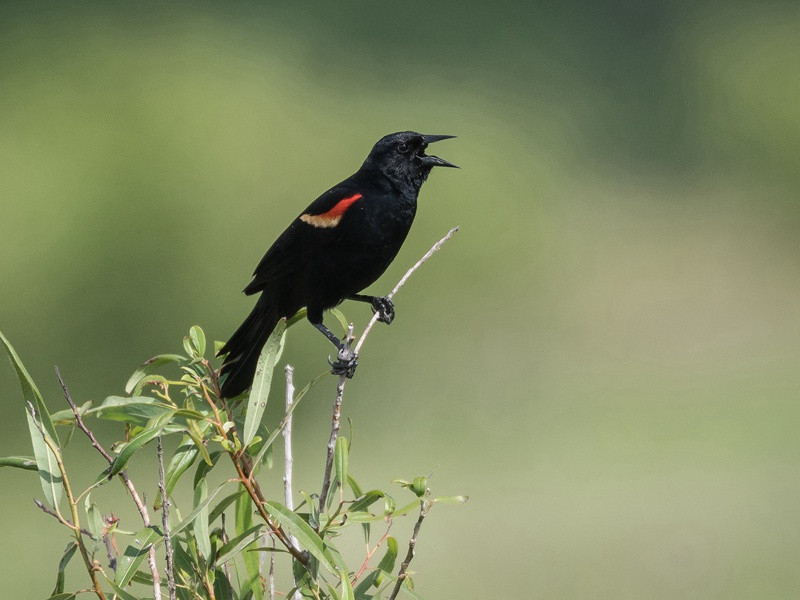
[218,131,457,398]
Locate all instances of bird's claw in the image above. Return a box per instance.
[371,296,395,324]
[328,347,358,378]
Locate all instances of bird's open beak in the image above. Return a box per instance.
[420,134,459,168]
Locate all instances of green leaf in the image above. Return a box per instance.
[251,371,327,467]
[333,436,349,497]
[125,353,186,395]
[107,425,162,478]
[348,490,384,514]
[263,500,338,574]
[433,495,469,504]
[329,308,350,336]
[84,493,103,541]
[193,478,212,559]
[354,569,381,599]
[115,526,163,587]
[374,536,398,587]
[213,567,235,600]
[25,406,63,509]
[242,319,287,446]
[173,481,234,535]
[214,524,265,566]
[208,489,245,525]
[92,395,175,425]
[156,436,199,509]
[106,578,140,600]
[46,594,76,600]
[235,486,263,598]
[51,542,78,596]
[1,330,64,507]
[0,331,60,444]
[189,325,207,357]
[0,455,37,471]
[339,568,355,600]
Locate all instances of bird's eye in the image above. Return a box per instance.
[398,142,409,153]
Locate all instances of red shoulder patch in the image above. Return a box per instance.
[300,193,362,228]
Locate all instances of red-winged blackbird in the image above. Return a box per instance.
[218,131,457,398]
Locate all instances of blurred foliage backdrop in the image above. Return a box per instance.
[2,1,800,598]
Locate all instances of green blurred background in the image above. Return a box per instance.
[2,1,800,597]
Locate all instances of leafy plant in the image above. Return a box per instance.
[1,228,465,600]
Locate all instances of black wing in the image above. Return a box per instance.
[242,185,363,295]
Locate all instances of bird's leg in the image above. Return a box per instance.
[348,294,395,324]
[312,321,358,378]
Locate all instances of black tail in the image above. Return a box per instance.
[218,296,281,398]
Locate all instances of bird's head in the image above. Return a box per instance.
[361,131,458,190]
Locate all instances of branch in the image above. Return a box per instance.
[283,365,302,600]
[387,500,430,600]
[158,436,177,600]
[319,226,459,511]
[319,324,353,514]
[55,366,161,599]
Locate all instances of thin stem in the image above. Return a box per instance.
[319,324,353,514]
[319,227,460,514]
[354,226,459,355]
[56,366,162,599]
[283,365,303,600]
[351,521,394,584]
[387,500,430,600]
[197,379,308,564]
[158,436,177,600]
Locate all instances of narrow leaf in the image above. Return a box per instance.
[124,353,185,395]
[235,486,263,598]
[1,331,63,506]
[348,490,384,514]
[193,478,212,559]
[25,407,63,508]
[214,524,265,566]
[263,500,338,574]
[107,578,140,600]
[377,536,398,573]
[340,568,355,600]
[157,436,199,508]
[0,455,37,471]
[433,495,469,504]
[334,437,349,495]
[329,308,349,335]
[115,526,163,587]
[0,330,60,444]
[172,481,234,535]
[107,426,162,478]
[243,319,287,446]
[251,371,327,467]
[51,542,78,595]
[91,395,174,425]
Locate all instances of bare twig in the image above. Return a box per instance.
[351,521,394,584]
[268,536,276,600]
[319,324,353,514]
[387,500,430,600]
[33,498,95,538]
[319,226,459,513]
[55,366,162,599]
[158,436,177,600]
[283,365,303,600]
[354,226,459,355]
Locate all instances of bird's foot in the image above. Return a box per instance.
[371,296,395,324]
[328,346,358,378]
